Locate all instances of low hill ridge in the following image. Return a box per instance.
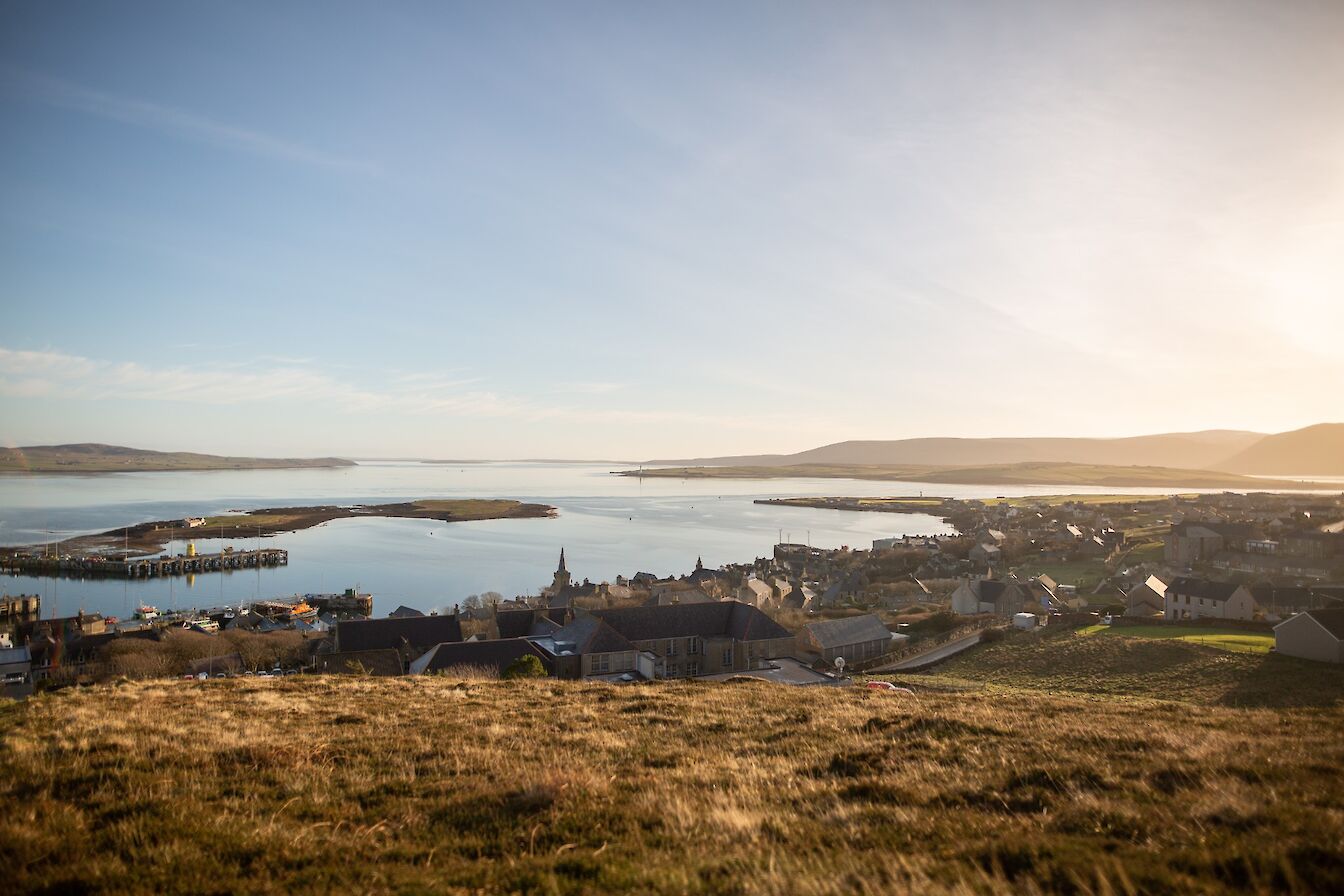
[649,424,1341,476]
[0,443,355,473]
[1211,423,1344,476]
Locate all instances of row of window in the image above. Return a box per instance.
[665,637,702,656]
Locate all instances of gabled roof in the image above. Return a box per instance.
[411,638,552,675]
[590,601,791,643]
[389,605,425,618]
[335,614,462,653]
[1167,577,1243,602]
[546,616,636,654]
[803,614,890,649]
[495,608,539,640]
[1278,607,1344,640]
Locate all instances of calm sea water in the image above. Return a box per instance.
[0,461,1296,620]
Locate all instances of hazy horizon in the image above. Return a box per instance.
[3,1,1342,458]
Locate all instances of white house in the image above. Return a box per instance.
[1125,575,1167,617]
[1163,577,1257,622]
[1273,608,1344,664]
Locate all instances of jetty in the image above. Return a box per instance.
[0,547,288,579]
[1,594,41,623]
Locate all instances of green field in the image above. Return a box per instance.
[1080,624,1273,654]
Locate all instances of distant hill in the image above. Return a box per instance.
[618,461,1330,490]
[649,430,1265,470]
[1213,423,1344,476]
[0,443,355,473]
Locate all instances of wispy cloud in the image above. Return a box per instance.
[7,68,379,175]
[0,347,798,437]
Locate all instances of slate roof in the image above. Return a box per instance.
[547,616,636,654]
[411,638,552,675]
[590,601,792,643]
[335,614,463,653]
[389,605,425,618]
[496,609,538,640]
[1298,608,1344,640]
[0,646,32,666]
[643,589,714,607]
[803,614,891,650]
[1167,577,1242,602]
[529,615,561,636]
[314,649,404,676]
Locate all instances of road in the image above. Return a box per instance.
[872,630,988,672]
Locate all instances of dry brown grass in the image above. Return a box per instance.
[3,675,1343,895]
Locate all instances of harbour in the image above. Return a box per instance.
[1,546,289,578]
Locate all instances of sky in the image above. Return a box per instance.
[1,0,1341,460]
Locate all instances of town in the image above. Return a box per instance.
[5,489,1342,698]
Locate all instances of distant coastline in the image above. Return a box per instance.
[614,461,1337,491]
[0,444,355,474]
[0,498,555,557]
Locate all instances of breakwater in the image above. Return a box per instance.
[1,548,288,579]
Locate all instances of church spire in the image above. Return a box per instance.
[558,547,567,573]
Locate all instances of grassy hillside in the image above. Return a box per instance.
[1213,422,1344,476]
[1077,624,1274,655]
[619,461,1330,490]
[926,626,1344,707]
[0,443,355,473]
[4,673,1344,894]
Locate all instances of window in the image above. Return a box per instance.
[592,654,609,674]
[687,661,699,677]
[667,639,678,656]
[722,647,733,666]
[688,637,699,655]
[666,663,679,678]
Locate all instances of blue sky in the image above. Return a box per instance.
[2,1,1341,459]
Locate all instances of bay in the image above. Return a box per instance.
[0,461,1219,620]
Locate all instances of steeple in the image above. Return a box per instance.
[551,547,571,593]
[695,556,704,571]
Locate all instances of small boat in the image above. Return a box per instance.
[135,605,160,620]
[288,601,318,623]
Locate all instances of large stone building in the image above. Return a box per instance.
[566,601,795,679]
[797,614,903,666]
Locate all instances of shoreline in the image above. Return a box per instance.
[0,499,556,558]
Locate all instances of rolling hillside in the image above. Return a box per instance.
[649,430,1263,469]
[1212,423,1344,476]
[3,674,1342,895]
[0,443,355,473]
[650,424,1342,476]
